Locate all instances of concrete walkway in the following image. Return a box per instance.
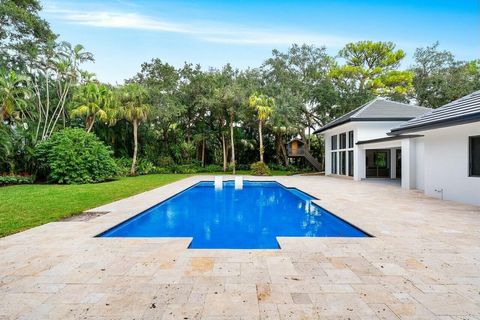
[1,175,479,319]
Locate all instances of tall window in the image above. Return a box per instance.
[339,133,347,149]
[348,150,354,176]
[331,135,337,150]
[470,136,480,177]
[339,151,346,175]
[348,131,354,148]
[331,152,337,174]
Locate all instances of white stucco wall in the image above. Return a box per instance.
[422,122,480,206]
[415,138,425,191]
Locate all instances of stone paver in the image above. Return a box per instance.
[1,175,480,319]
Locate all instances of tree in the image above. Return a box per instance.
[0,68,31,121]
[29,41,94,141]
[0,0,56,65]
[262,44,337,149]
[71,82,115,132]
[119,83,151,175]
[411,42,480,108]
[330,41,414,108]
[249,93,275,162]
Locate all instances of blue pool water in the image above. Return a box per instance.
[99,181,368,248]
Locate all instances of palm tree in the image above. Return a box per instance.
[249,92,275,162]
[71,82,114,132]
[0,69,31,122]
[119,83,150,175]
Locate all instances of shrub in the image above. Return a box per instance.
[250,161,270,176]
[136,159,157,175]
[199,164,223,173]
[174,164,200,174]
[0,174,34,186]
[115,157,132,176]
[35,128,118,184]
[157,155,175,167]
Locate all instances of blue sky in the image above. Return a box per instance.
[41,0,479,84]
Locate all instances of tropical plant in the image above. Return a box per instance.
[249,92,275,162]
[119,83,151,175]
[34,128,117,184]
[71,82,116,132]
[29,41,94,141]
[250,161,270,176]
[0,68,32,121]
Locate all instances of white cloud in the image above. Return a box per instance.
[43,6,354,47]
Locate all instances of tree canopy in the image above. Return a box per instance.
[0,1,479,178]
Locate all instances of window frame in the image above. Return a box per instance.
[469,135,480,177]
[339,133,347,149]
[331,135,338,150]
[331,152,337,174]
[348,131,354,148]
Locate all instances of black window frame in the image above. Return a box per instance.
[348,150,354,177]
[339,133,347,149]
[469,135,480,177]
[339,151,346,175]
[348,131,354,148]
[331,135,337,150]
[331,152,337,174]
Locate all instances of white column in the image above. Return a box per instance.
[354,146,365,181]
[401,139,416,189]
[390,148,397,179]
[324,134,331,175]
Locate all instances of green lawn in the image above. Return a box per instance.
[0,171,296,237]
[0,174,191,237]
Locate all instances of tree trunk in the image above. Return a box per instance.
[86,115,95,133]
[201,138,205,167]
[280,142,289,167]
[130,119,138,175]
[222,133,227,172]
[230,112,235,174]
[259,120,264,162]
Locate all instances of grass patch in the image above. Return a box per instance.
[0,174,190,237]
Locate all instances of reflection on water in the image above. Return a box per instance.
[101,181,367,248]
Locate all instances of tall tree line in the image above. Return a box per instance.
[1,0,479,175]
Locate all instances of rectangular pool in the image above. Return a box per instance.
[99,181,368,249]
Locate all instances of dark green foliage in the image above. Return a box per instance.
[0,0,56,66]
[136,159,156,175]
[34,128,118,184]
[411,42,480,108]
[157,156,175,167]
[0,174,34,186]
[250,161,270,176]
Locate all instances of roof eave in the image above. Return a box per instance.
[389,113,480,135]
[314,117,414,135]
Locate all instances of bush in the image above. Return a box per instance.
[157,156,175,167]
[200,164,223,173]
[250,161,270,176]
[173,164,200,174]
[35,128,118,184]
[115,157,132,176]
[136,159,157,175]
[0,174,34,186]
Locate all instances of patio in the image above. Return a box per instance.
[1,175,479,319]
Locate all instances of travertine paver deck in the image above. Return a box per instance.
[1,175,479,319]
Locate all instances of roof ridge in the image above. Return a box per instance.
[382,99,431,110]
[351,98,379,118]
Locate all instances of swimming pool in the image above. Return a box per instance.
[99,181,368,249]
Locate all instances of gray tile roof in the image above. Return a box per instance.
[314,98,430,134]
[390,90,480,135]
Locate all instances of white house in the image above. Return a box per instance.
[315,92,480,206]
